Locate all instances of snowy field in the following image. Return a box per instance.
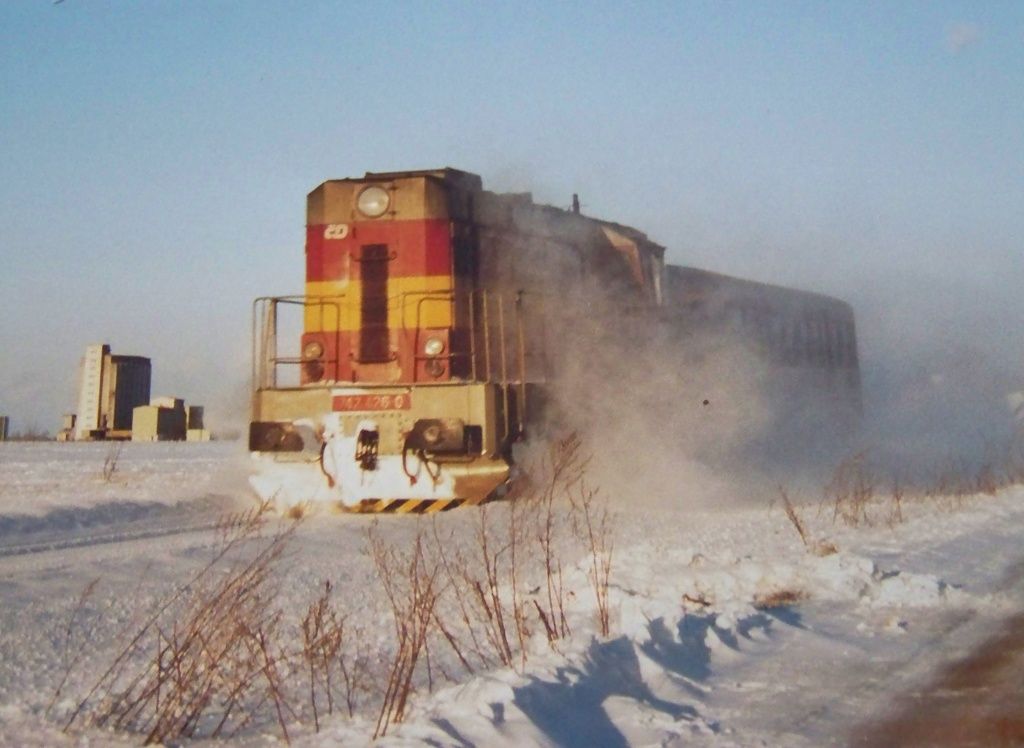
[1,441,1023,746]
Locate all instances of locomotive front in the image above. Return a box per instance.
[249,170,521,513]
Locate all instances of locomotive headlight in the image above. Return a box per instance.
[423,336,445,356]
[421,423,442,445]
[356,185,390,218]
[303,340,324,359]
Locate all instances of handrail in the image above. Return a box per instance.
[252,290,537,397]
[252,296,343,392]
[514,291,528,437]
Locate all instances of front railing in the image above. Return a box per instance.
[252,290,543,433]
[252,296,344,390]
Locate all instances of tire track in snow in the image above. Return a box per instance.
[0,495,238,559]
[0,519,223,558]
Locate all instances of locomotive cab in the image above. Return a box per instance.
[250,169,528,512]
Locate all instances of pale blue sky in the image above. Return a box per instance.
[1,2,1022,451]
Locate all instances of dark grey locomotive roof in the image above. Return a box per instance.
[665,265,854,320]
[322,168,853,316]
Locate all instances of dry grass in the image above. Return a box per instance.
[449,505,522,669]
[753,588,808,609]
[56,433,622,743]
[817,435,1024,536]
[63,501,301,744]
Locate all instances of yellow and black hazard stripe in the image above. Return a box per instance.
[352,493,501,515]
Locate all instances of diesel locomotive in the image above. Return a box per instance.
[249,168,861,512]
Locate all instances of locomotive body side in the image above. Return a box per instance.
[663,265,862,463]
[248,169,664,512]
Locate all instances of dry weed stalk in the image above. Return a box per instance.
[571,481,614,638]
[64,501,301,745]
[887,475,905,527]
[426,435,589,677]
[779,487,837,556]
[526,433,585,645]
[299,581,346,733]
[367,523,445,738]
[336,626,372,718]
[101,443,122,482]
[826,451,875,527]
[47,578,101,718]
[468,506,518,667]
[431,521,494,671]
[778,487,810,548]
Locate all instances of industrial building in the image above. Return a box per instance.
[56,414,75,442]
[70,344,152,440]
[62,343,210,442]
[131,398,210,442]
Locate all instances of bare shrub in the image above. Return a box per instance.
[9,425,51,441]
[433,503,530,672]
[431,433,590,672]
[367,522,445,738]
[524,433,586,645]
[571,480,614,638]
[923,457,979,508]
[64,501,301,744]
[431,520,496,672]
[826,451,875,527]
[299,581,345,733]
[336,625,373,719]
[463,506,519,668]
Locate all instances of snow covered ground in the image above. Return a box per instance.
[1,441,1022,746]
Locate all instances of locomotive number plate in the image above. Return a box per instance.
[332,393,411,412]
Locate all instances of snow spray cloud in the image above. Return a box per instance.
[488,173,1021,498]
[848,272,1024,481]
[522,277,837,510]
[474,188,865,508]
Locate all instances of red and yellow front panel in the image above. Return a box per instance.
[301,178,457,383]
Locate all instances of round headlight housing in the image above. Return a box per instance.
[423,336,445,357]
[303,340,324,359]
[356,185,391,218]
